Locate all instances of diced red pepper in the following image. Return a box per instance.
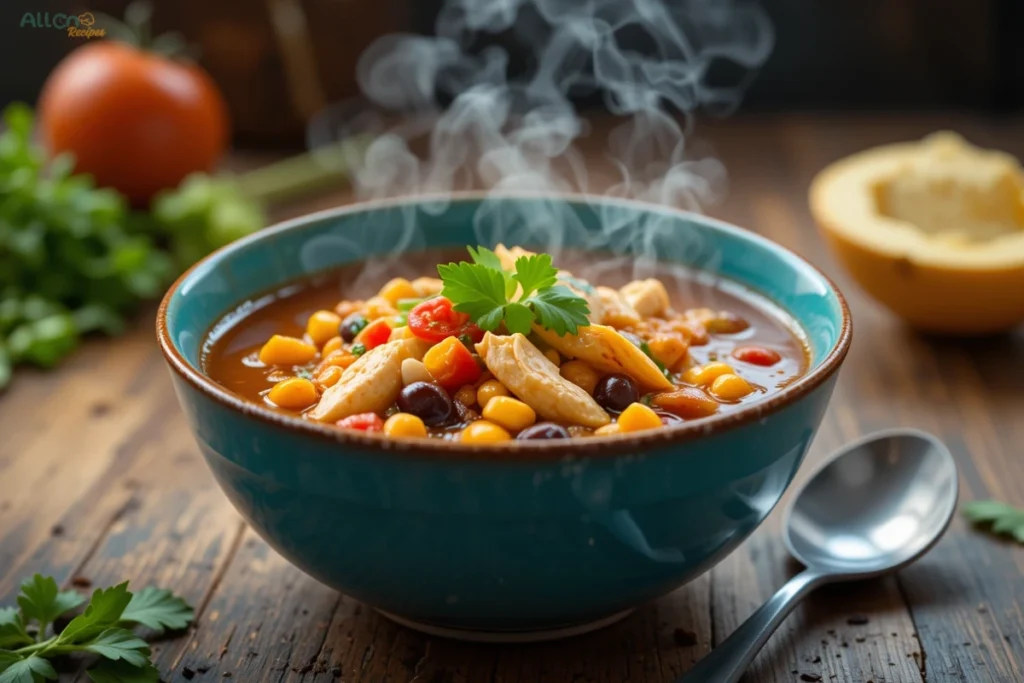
[423,336,482,391]
[732,345,782,367]
[336,413,384,432]
[408,297,484,343]
[354,318,393,350]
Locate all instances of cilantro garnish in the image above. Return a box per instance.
[351,343,367,357]
[0,574,193,683]
[437,247,590,336]
[963,500,1024,544]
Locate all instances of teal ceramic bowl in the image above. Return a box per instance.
[157,194,851,642]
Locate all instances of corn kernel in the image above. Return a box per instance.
[461,420,512,444]
[476,380,509,408]
[267,377,318,410]
[543,348,561,367]
[682,361,735,387]
[709,373,754,401]
[259,335,318,366]
[306,310,342,347]
[388,325,415,341]
[334,300,364,319]
[647,333,688,369]
[314,365,344,391]
[321,336,344,357]
[560,360,599,395]
[454,385,477,407]
[411,277,444,297]
[594,423,621,436]
[365,296,399,319]
[401,358,434,386]
[617,402,663,432]
[482,396,536,432]
[384,412,428,438]
[318,350,357,370]
[378,278,419,305]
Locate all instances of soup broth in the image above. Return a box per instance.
[204,247,809,442]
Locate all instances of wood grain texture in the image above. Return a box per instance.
[2,115,1023,682]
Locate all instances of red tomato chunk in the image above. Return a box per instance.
[408,297,484,343]
[732,346,781,367]
[336,413,384,432]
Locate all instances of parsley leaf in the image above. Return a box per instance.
[81,629,151,669]
[0,608,31,649]
[964,500,1024,543]
[527,286,591,336]
[438,261,508,332]
[119,588,194,634]
[0,655,57,683]
[17,574,86,637]
[0,575,193,683]
[58,583,133,645]
[512,254,558,298]
[438,247,590,336]
[86,661,160,683]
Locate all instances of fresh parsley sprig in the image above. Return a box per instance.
[0,574,193,683]
[437,246,590,336]
[963,500,1024,544]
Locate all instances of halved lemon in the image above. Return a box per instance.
[810,132,1024,335]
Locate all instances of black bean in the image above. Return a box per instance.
[339,313,368,342]
[397,382,453,426]
[517,423,571,440]
[593,374,639,413]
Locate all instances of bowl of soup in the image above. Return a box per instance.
[157,194,851,641]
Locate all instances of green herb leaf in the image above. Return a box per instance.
[0,608,31,649]
[0,652,21,673]
[81,629,151,669]
[438,247,590,336]
[351,343,367,357]
[58,583,132,645]
[525,285,590,336]
[0,655,57,683]
[963,500,1024,544]
[502,302,535,336]
[119,588,194,634]
[17,574,86,637]
[639,341,673,380]
[86,660,160,683]
[438,261,508,332]
[512,254,558,299]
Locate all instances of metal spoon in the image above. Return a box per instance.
[678,428,958,683]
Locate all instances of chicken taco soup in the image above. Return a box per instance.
[203,245,809,443]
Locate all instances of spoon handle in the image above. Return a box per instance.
[677,569,827,683]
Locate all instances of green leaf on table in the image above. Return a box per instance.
[0,607,32,649]
[0,655,57,683]
[119,587,194,634]
[86,660,160,683]
[58,582,132,645]
[963,500,1024,543]
[81,629,151,668]
[17,574,86,635]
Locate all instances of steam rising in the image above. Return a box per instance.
[310,0,773,283]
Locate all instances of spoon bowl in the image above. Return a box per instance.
[784,428,959,578]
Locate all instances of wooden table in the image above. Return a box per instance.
[2,114,1023,683]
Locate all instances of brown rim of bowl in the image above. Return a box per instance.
[156,191,853,461]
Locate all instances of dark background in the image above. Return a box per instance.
[4,0,1023,148]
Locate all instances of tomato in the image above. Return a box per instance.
[408,297,483,343]
[422,337,482,391]
[354,318,392,350]
[732,346,782,367]
[38,42,228,206]
[336,413,384,432]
